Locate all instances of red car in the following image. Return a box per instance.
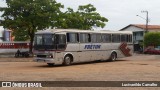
[144,49,160,55]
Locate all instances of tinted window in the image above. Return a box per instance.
[56,34,66,50]
[121,34,132,43]
[34,34,56,50]
[91,34,101,43]
[121,34,127,42]
[128,35,132,43]
[112,34,120,43]
[102,34,111,43]
[55,34,66,44]
[80,33,91,43]
[67,33,79,43]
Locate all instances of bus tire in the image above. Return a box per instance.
[63,55,72,66]
[109,52,117,62]
[47,63,54,66]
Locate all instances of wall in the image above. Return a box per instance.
[0,26,4,42]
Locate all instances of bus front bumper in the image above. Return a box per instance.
[34,58,55,63]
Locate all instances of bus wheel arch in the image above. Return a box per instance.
[109,51,117,62]
[63,54,73,66]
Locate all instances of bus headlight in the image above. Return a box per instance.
[47,55,53,58]
[33,54,36,57]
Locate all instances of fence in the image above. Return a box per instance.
[0,42,30,49]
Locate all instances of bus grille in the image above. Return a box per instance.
[37,55,46,58]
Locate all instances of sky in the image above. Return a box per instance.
[0,0,160,30]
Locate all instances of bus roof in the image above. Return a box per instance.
[35,29,133,34]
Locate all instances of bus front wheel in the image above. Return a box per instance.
[109,52,117,62]
[63,55,72,66]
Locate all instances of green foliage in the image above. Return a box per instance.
[59,4,108,30]
[0,0,63,52]
[12,28,29,41]
[0,1,108,52]
[144,32,160,47]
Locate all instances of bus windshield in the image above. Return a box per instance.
[34,34,56,50]
[34,34,66,50]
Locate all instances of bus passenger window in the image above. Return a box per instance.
[112,34,120,43]
[129,35,132,43]
[96,34,102,43]
[56,34,66,50]
[91,34,97,43]
[102,34,111,43]
[59,35,66,44]
[91,34,102,43]
[80,33,91,43]
[67,33,79,43]
[121,34,127,42]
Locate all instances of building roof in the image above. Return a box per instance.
[120,24,160,31]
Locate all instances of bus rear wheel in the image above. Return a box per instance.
[63,55,72,66]
[109,52,117,62]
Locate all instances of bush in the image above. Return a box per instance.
[144,32,160,47]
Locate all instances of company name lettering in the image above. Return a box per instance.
[84,45,101,49]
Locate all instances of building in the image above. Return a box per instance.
[120,24,160,52]
[0,26,12,42]
[0,26,3,42]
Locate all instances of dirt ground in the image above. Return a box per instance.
[0,54,160,90]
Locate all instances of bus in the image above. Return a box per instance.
[33,29,133,66]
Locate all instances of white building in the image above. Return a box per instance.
[120,24,160,52]
[0,26,12,42]
[0,26,4,42]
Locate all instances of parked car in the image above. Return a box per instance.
[144,48,160,55]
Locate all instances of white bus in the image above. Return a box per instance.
[33,29,133,66]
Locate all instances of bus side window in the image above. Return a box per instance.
[67,33,79,43]
[122,34,132,43]
[96,34,102,43]
[121,34,127,42]
[56,34,66,50]
[112,34,120,43]
[91,34,102,43]
[102,34,111,43]
[91,34,97,43]
[80,33,91,43]
[128,35,132,43]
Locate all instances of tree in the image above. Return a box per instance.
[144,32,160,47]
[0,0,63,52]
[59,4,108,30]
[12,28,29,41]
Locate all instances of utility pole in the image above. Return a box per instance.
[141,10,149,33]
